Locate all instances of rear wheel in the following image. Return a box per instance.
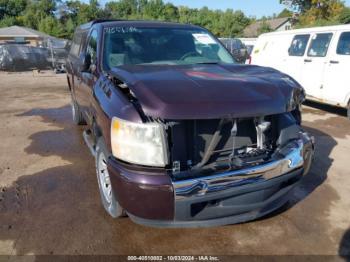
[95,138,124,218]
[71,95,86,125]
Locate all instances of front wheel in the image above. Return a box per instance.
[95,138,124,218]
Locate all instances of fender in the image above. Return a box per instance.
[91,75,143,152]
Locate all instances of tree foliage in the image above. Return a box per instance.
[280,0,312,13]
[278,8,293,18]
[0,0,27,19]
[281,0,349,27]
[339,7,350,24]
[0,0,349,39]
[0,0,251,39]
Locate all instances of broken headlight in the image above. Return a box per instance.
[111,117,168,167]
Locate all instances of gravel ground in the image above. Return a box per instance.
[0,72,349,257]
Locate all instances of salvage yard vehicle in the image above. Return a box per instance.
[66,20,314,228]
[219,38,249,63]
[0,44,50,71]
[251,24,350,119]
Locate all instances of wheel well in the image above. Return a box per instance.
[92,118,103,143]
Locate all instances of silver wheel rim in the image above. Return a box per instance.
[98,152,112,204]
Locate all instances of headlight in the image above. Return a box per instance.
[111,117,168,167]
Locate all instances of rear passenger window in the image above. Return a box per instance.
[337,32,350,55]
[307,33,333,57]
[289,34,310,56]
[86,30,98,65]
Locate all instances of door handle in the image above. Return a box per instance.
[329,60,339,64]
[304,59,312,63]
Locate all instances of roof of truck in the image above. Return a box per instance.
[77,19,201,31]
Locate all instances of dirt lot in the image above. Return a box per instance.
[0,72,350,256]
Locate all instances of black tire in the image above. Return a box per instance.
[347,102,350,120]
[95,138,124,218]
[71,95,86,125]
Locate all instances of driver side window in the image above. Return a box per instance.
[86,30,98,65]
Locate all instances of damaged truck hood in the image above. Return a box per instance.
[109,64,302,119]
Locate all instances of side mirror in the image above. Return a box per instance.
[80,52,91,72]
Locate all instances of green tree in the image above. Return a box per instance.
[20,0,58,30]
[38,16,63,37]
[0,0,27,19]
[162,3,179,21]
[0,15,18,27]
[218,10,250,37]
[105,0,138,19]
[278,8,293,18]
[64,18,76,38]
[142,0,165,19]
[1,0,254,39]
[281,0,346,27]
[339,7,350,24]
[279,0,312,13]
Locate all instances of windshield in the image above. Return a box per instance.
[102,26,235,70]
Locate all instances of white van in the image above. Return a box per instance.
[251,25,350,118]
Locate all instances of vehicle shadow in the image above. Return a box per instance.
[0,104,341,257]
[257,122,336,221]
[1,105,141,255]
[340,229,350,261]
[304,100,347,117]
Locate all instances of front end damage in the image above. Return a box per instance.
[108,109,314,227]
[105,65,314,227]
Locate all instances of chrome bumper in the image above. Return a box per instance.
[173,132,314,200]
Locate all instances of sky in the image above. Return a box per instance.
[163,0,350,18]
[93,0,350,18]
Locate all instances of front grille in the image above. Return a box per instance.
[168,116,279,172]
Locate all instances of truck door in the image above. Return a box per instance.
[300,32,334,100]
[78,29,98,123]
[282,34,310,84]
[322,31,350,106]
[68,32,83,102]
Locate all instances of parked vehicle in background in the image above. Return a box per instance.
[239,38,257,55]
[251,25,350,119]
[66,20,314,228]
[239,38,257,64]
[0,44,50,71]
[45,38,70,73]
[219,38,249,63]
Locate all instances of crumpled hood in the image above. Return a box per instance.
[109,64,302,119]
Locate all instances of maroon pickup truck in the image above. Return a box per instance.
[66,20,314,228]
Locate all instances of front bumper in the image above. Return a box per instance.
[108,132,314,228]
